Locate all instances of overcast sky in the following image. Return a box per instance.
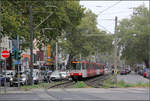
[80,1,149,34]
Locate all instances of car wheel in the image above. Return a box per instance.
[10,83,13,87]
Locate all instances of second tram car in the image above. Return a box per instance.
[69,61,105,81]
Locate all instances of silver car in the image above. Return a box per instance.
[60,71,69,80]
[50,70,62,81]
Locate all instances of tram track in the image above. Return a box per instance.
[83,73,112,88]
[48,80,76,89]
[47,73,111,88]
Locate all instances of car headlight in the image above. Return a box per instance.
[22,78,26,81]
[33,77,37,80]
[10,78,13,81]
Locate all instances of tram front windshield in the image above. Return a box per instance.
[71,62,81,70]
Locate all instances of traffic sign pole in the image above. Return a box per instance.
[17,35,20,88]
[4,59,6,94]
[1,50,10,94]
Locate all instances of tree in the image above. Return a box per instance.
[118,5,149,68]
[1,0,85,48]
[61,9,113,66]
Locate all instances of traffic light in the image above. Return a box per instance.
[16,51,22,60]
[12,50,22,60]
[12,50,17,60]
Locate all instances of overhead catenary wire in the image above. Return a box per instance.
[97,24,112,34]
[101,10,133,15]
[98,0,121,16]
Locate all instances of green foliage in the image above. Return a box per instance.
[61,9,113,60]
[72,81,88,88]
[118,5,149,67]
[102,78,149,88]
[1,0,85,48]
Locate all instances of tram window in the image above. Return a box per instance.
[76,63,81,70]
[89,64,91,69]
[100,65,102,69]
[93,64,96,68]
[88,64,90,69]
[91,64,92,69]
[82,63,86,69]
[94,64,96,69]
[71,63,76,70]
[96,65,98,69]
[87,64,89,69]
[85,63,87,69]
[92,64,94,69]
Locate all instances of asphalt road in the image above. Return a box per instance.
[117,72,149,84]
[0,88,149,100]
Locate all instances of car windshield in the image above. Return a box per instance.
[61,72,66,75]
[52,71,60,75]
[33,72,38,77]
[21,74,26,78]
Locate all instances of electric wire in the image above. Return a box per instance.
[98,0,121,16]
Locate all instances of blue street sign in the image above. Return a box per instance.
[14,60,21,65]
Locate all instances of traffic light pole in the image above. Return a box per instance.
[29,5,33,85]
[114,16,118,87]
[17,35,20,88]
[56,42,58,70]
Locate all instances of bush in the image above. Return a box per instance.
[102,79,149,88]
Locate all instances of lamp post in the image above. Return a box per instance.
[29,5,58,85]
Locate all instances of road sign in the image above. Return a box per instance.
[1,50,10,58]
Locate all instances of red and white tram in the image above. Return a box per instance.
[69,61,105,81]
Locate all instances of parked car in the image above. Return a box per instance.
[50,70,62,81]
[33,72,40,84]
[60,71,68,80]
[143,68,150,79]
[138,69,144,75]
[43,70,52,82]
[5,70,15,83]
[11,73,28,86]
[33,70,42,84]
[125,68,130,74]
[120,70,127,75]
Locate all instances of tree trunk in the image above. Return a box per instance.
[144,59,149,68]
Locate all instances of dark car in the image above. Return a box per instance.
[120,70,127,75]
[125,68,130,74]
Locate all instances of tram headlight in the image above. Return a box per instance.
[79,73,82,76]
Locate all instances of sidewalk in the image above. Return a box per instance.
[117,72,149,84]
